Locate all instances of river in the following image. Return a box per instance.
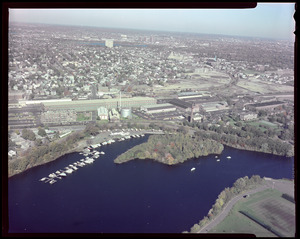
[8,135,294,233]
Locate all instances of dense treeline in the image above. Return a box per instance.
[114,133,224,165]
[186,175,264,233]
[182,120,294,157]
[8,131,85,177]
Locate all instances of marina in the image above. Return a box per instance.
[39,133,146,184]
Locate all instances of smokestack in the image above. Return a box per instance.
[119,91,122,110]
[190,104,194,123]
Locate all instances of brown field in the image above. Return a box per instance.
[248,197,295,237]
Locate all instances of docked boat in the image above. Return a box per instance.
[100,151,105,155]
[65,168,73,174]
[59,172,67,177]
[39,177,47,182]
[191,167,196,172]
[102,141,107,145]
[49,179,57,184]
[141,134,145,137]
[49,173,56,178]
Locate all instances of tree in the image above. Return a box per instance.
[38,127,47,137]
[21,129,36,141]
[190,224,201,233]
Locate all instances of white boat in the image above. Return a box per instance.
[100,151,105,155]
[215,156,218,158]
[141,134,145,137]
[65,169,73,174]
[226,156,231,159]
[49,179,57,184]
[39,177,47,182]
[136,135,140,137]
[217,159,220,162]
[102,142,107,145]
[191,167,196,172]
[59,172,67,177]
[49,173,56,178]
[55,170,60,174]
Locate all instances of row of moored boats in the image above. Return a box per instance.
[39,150,105,185]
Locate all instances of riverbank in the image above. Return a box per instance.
[186,176,295,235]
[206,178,295,236]
[114,133,224,165]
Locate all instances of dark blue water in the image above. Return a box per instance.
[8,135,294,233]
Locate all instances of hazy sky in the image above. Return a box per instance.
[9,3,295,40]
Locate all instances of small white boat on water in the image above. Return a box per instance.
[39,177,47,182]
[102,142,107,145]
[49,173,56,178]
[226,156,231,159]
[59,172,67,177]
[191,167,196,172]
[100,151,105,155]
[217,159,220,162]
[65,169,73,174]
[49,179,57,184]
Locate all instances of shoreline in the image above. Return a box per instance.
[8,132,294,178]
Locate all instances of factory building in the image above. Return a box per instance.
[246,101,286,112]
[141,103,176,114]
[97,107,108,120]
[239,112,258,121]
[121,108,132,118]
[168,99,193,112]
[37,97,156,112]
[200,101,229,112]
[109,108,120,122]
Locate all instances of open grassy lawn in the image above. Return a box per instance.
[209,189,295,237]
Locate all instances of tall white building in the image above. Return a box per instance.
[105,39,114,48]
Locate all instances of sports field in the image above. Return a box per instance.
[209,188,295,237]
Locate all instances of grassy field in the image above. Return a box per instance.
[209,189,295,237]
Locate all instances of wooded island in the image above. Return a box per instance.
[114,133,224,165]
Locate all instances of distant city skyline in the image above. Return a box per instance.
[9,3,295,40]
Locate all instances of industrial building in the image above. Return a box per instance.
[97,107,108,120]
[141,103,176,114]
[121,108,132,118]
[28,97,157,112]
[109,108,120,122]
[200,101,229,112]
[168,99,193,112]
[246,101,286,111]
[239,112,258,121]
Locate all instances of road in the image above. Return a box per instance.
[197,178,294,233]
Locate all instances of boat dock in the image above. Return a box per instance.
[39,132,147,185]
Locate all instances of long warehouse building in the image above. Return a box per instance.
[21,97,157,112]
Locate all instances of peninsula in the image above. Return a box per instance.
[114,133,224,165]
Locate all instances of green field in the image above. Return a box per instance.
[209,189,295,237]
[77,112,91,121]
